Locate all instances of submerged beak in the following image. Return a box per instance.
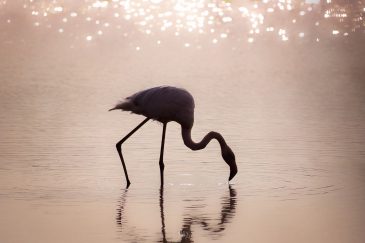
[222,146,238,181]
[229,162,238,181]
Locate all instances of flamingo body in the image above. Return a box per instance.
[111,86,195,128]
[110,86,237,187]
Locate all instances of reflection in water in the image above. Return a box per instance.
[160,186,237,243]
[116,186,237,243]
[116,188,128,229]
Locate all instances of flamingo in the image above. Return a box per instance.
[109,86,237,187]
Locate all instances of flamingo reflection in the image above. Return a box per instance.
[116,186,237,243]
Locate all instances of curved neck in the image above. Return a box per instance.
[181,126,227,151]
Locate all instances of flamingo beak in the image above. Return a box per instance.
[229,162,238,181]
[222,146,238,181]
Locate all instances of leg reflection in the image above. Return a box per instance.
[116,188,128,228]
[160,187,167,243]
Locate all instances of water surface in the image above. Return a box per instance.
[0,38,365,243]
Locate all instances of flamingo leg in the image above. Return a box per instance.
[116,117,150,188]
[159,122,167,186]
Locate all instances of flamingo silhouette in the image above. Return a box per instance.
[109,86,237,187]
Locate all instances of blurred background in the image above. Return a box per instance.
[0,1,364,243]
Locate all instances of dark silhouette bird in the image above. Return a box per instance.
[109,86,237,187]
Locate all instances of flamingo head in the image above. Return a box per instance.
[222,145,238,181]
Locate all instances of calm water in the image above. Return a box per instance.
[0,38,365,243]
